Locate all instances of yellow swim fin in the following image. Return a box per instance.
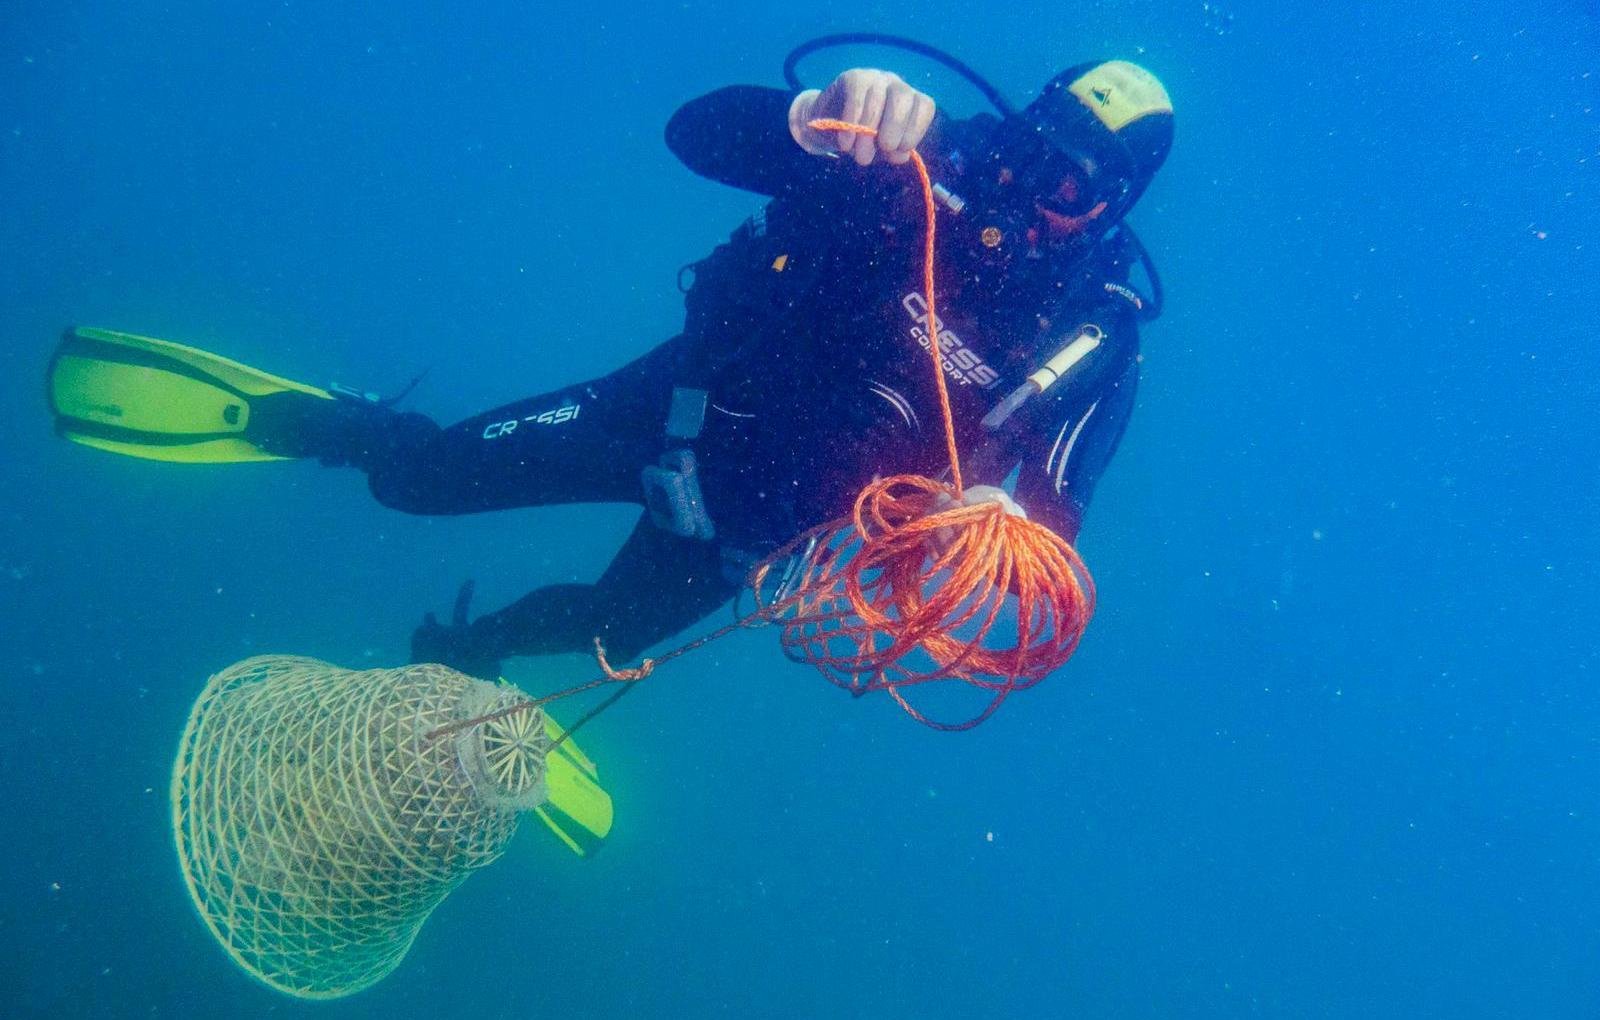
[47,325,333,464]
[534,713,614,857]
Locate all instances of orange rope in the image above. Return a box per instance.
[427,622,764,744]
[595,637,655,681]
[804,121,965,493]
[437,119,1096,738]
[746,473,1094,729]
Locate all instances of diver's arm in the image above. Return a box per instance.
[665,85,824,195]
[665,71,936,194]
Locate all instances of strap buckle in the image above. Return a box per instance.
[641,448,715,541]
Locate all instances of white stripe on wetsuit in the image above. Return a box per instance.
[1048,400,1100,495]
[869,381,919,430]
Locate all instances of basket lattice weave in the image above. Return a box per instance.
[170,655,548,999]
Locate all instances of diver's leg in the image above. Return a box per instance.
[457,516,737,666]
[291,338,686,515]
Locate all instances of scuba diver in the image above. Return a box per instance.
[48,40,1174,681]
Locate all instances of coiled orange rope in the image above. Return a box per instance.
[433,119,1096,741]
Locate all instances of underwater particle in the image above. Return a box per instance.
[1201,1,1236,34]
[985,831,995,843]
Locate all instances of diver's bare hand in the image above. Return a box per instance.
[788,68,936,166]
[928,485,1027,560]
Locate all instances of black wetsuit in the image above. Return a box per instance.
[348,86,1148,673]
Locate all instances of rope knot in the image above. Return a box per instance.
[594,638,655,682]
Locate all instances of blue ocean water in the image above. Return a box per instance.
[2,1,1596,1016]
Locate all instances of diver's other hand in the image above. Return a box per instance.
[410,579,502,680]
[788,68,935,166]
[929,485,1028,559]
[953,484,1027,520]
